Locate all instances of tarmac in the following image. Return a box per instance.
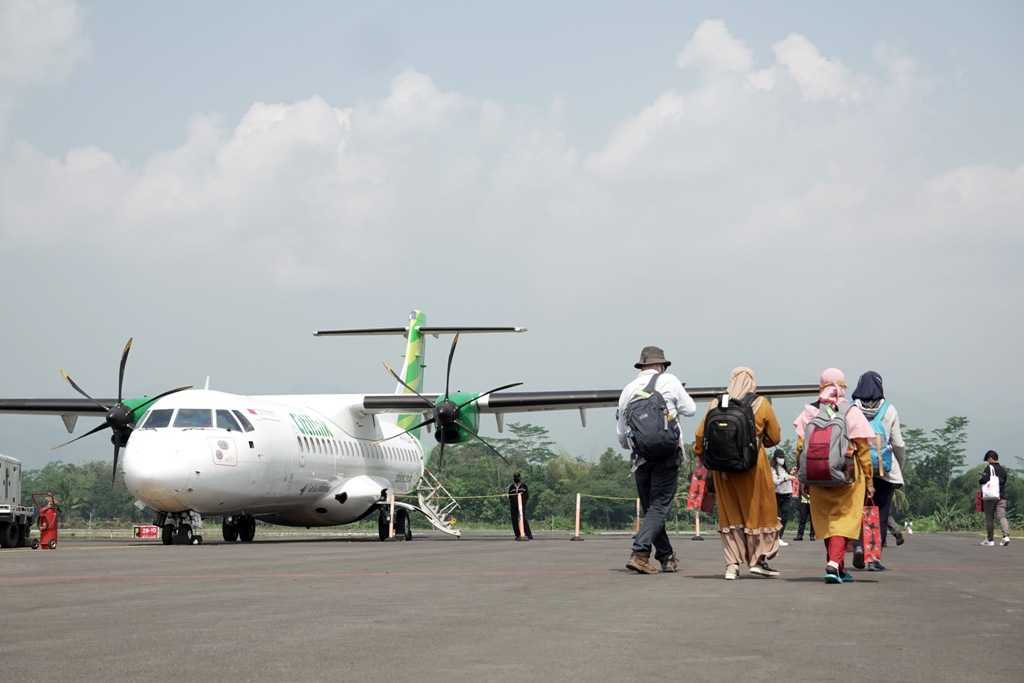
[1,530,1020,682]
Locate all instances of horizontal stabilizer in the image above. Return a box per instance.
[315,326,526,338]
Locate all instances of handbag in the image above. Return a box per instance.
[862,499,882,564]
[981,465,1001,501]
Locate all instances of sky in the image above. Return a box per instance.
[1,1,1021,468]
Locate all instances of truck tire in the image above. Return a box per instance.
[16,523,29,547]
[0,522,17,548]
[161,524,174,545]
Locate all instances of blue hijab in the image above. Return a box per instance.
[852,371,884,402]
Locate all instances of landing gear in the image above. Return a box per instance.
[236,515,256,543]
[222,517,239,543]
[158,511,204,546]
[377,507,412,541]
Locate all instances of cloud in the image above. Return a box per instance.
[677,19,752,74]
[0,0,89,86]
[772,33,866,103]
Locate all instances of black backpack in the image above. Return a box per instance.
[701,394,760,472]
[624,373,681,461]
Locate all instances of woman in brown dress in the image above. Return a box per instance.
[693,367,782,580]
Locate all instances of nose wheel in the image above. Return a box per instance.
[158,512,205,545]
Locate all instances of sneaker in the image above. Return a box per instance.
[809,536,816,542]
[894,531,905,546]
[626,551,660,575]
[824,566,842,584]
[724,564,739,580]
[867,561,887,571]
[793,535,804,542]
[659,555,680,573]
[779,539,789,547]
[749,560,780,578]
[840,571,855,583]
[1001,536,1011,547]
[853,547,865,570]
[980,540,995,547]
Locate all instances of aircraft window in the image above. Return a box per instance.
[174,409,212,429]
[231,410,255,432]
[141,409,174,429]
[216,410,242,432]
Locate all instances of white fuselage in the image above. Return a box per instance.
[123,389,423,526]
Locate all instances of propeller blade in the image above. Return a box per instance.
[455,419,510,465]
[117,338,133,402]
[377,416,437,443]
[112,444,121,485]
[52,421,110,450]
[60,370,111,411]
[383,362,436,409]
[436,441,446,470]
[456,382,524,409]
[130,385,193,415]
[443,332,460,400]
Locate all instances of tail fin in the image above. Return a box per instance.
[396,310,427,434]
[313,312,527,438]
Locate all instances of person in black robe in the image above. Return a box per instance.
[508,472,532,540]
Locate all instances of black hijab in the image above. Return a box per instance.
[852,371,884,402]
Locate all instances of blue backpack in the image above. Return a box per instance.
[866,400,893,476]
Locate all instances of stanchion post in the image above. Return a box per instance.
[516,492,527,541]
[634,497,641,533]
[691,510,704,541]
[388,490,396,540]
[571,493,584,541]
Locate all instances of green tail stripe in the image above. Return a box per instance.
[397,310,427,435]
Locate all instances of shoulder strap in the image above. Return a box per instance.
[643,372,661,394]
[869,400,888,427]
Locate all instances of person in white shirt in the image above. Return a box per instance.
[771,449,793,545]
[618,346,696,575]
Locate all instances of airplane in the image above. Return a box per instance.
[0,310,817,546]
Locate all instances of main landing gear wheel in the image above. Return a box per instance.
[396,508,412,541]
[222,518,239,543]
[377,508,390,541]
[237,515,256,543]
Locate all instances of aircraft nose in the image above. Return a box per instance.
[123,434,193,511]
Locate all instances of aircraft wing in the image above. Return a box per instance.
[362,384,819,415]
[0,399,112,416]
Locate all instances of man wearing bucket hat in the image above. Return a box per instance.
[617,345,696,574]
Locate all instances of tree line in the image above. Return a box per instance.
[19,417,1022,531]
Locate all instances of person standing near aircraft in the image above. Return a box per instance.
[850,371,907,570]
[693,367,783,580]
[794,368,875,584]
[618,346,696,574]
[508,472,533,540]
[979,450,1010,547]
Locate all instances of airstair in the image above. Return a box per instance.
[414,468,462,538]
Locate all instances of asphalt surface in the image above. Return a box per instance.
[1,530,1020,682]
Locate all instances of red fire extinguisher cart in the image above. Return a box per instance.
[31,493,59,550]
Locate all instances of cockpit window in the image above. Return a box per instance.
[141,409,174,429]
[216,410,242,432]
[174,409,213,429]
[231,410,255,432]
